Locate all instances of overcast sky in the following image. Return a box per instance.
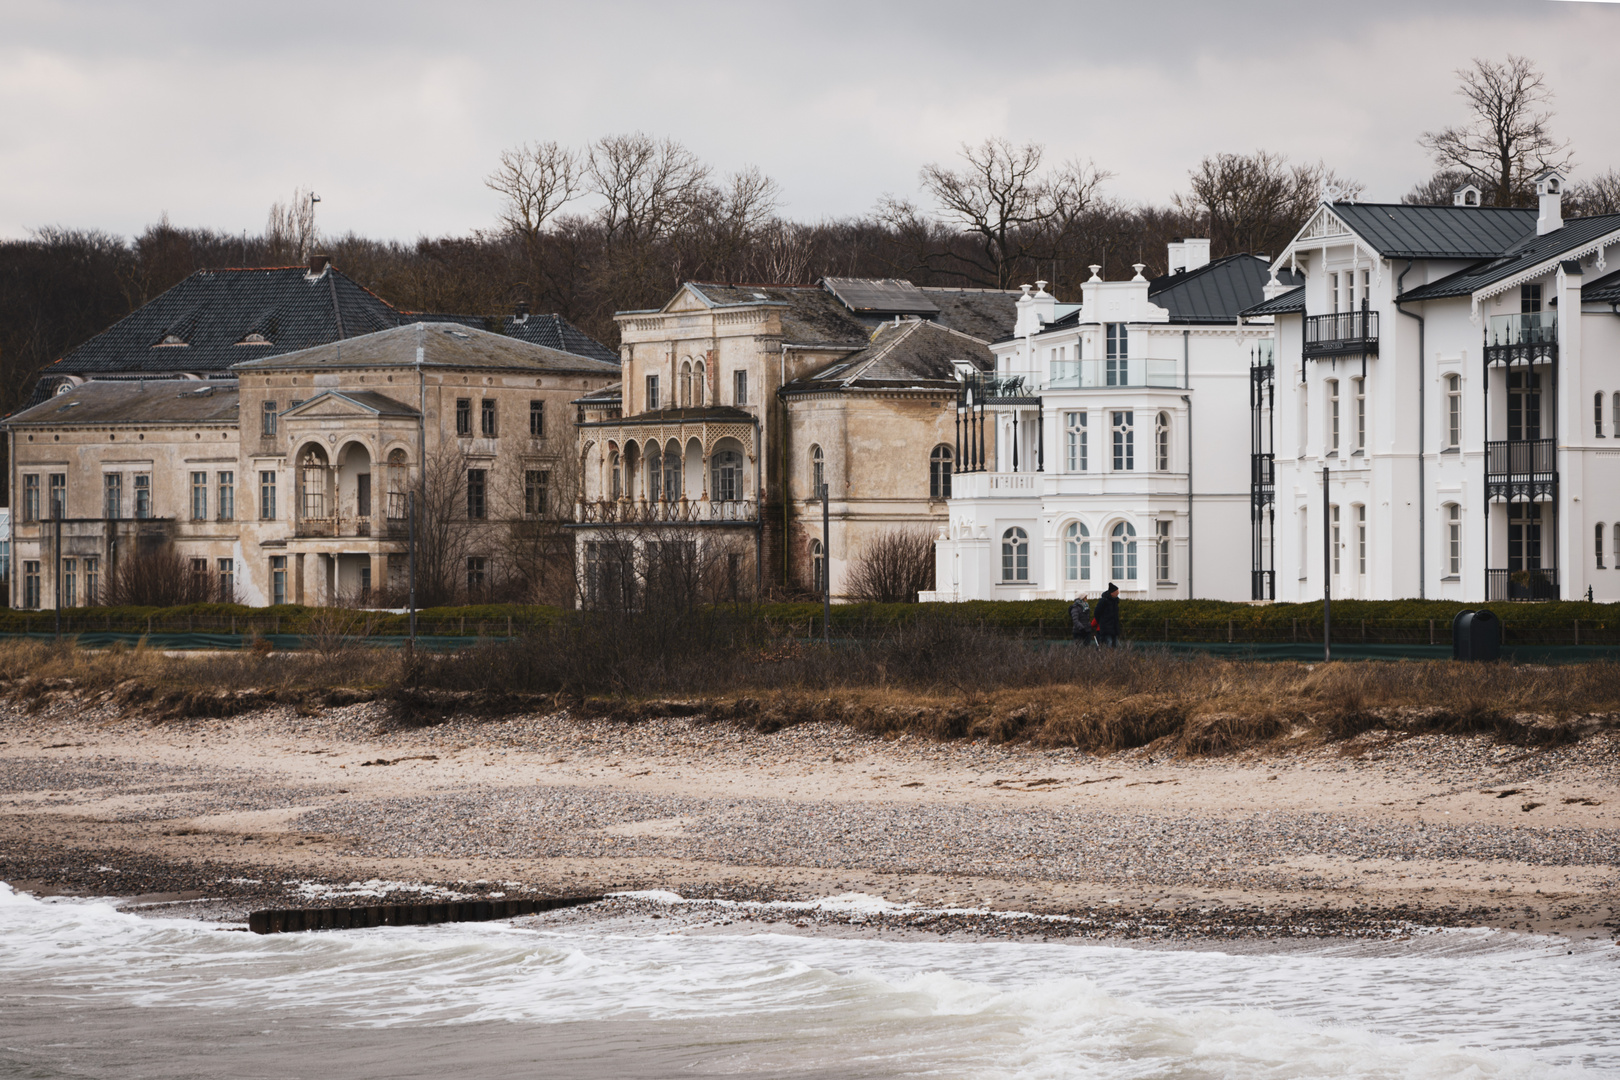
[2,0,1616,242]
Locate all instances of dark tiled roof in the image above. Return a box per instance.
[916,288,1021,341]
[1325,202,1537,259]
[6,380,239,427]
[1398,214,1620,301]
[823,278,940,317]
[682,281,1019,348]
[1585,266,1620,305]
[284,389,419,418]
[782,320,989,394]
[1241,286,1306,318]
[502,313,620,363]
[1148,255,1304,323]
[233,322,622,375]
[42,266,403,386]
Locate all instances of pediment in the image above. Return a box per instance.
[281,391,393,420]
[662,285,713,313]
[1299,205,1351,242]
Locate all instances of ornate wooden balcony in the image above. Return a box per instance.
[1485,438,1556,503]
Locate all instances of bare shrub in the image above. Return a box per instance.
[845,529,935,603]
[103,546,212,607]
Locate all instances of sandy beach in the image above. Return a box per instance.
[3,688,1617,943]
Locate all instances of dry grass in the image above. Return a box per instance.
[3,623,1619,756]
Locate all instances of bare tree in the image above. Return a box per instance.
[265,188,320,263]
[845,528,935,603]
[1567,169,1620,218]
[1402,168,1477,206]
[492,435,582,607]
[413,447,477,607]
[588,133,714,247]
[485,141,584,244]
[1419,55,1574,208]
[1175,152,1360,258]
[913,139,1110,288]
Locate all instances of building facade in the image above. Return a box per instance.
[4,324,618,609]
[925,242,1295,602]
[1253,176,1620,602]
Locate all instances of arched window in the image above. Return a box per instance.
[1110,521,1137,582]
[609,451,622,500]
[647,447,663,501]
[680,361,692,408]
[1064,521,1090,582]
[1613,393,1619,436]
[810,538,826,594]
[1155,412,1170,470]
[1446,503,1461,577]
[711,450,743,502]
[1614,523,1620,570]
[930,444,953,499]
[1597,392,1606,438]
[693,360,707,406]
[1598,522,1606,569]
[1446,374,1462,448]
[1356,504,1367,575]
[810,444,825,498]
[1001,527,1029,582]
[663,440,680,501]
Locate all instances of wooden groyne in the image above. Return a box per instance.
[247,894,603,934]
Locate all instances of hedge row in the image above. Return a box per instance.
[0,602,568,636]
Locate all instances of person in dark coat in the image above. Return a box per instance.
[1094,583,1121,647]
[1068,594,1093,644]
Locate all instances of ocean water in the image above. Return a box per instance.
[1,884,1616,1079]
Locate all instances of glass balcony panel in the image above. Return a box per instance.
[1047,357,1180,388]
[1487,311,1557,347]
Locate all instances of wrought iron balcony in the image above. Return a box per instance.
[1485,438,1557,502]
[1047,357,1180,389]
[1487,567,1558,601]
[1303,310,1378,358]
[1485,312,1557,365]
[1250,453,1275,505]
[963,373,1039,404]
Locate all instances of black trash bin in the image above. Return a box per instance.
[1452,610,1501,661]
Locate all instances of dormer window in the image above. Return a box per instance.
[1452,185,1482,207]
[237,332,271,345]
[156,334,187,347]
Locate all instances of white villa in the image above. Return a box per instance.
[1251,174,1620,602]
[923,241,1297,602]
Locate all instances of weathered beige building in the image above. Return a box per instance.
[4,323,618,609]
[573,279,1010,599]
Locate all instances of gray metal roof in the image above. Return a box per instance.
[1148,255,1303,323]
[783,319,991,394]
[822,278,941,317]
[1325,203,1538,259]
[1241,286,1305,318]
[1584,266,1620,305]
[232,322,622,375]
[1399,214,1620,301]
[5,380,239,427]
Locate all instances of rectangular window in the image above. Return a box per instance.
[262,400,278,436]
[1356,504,1367,576]
[467,556,487,591]
[1105,324,1128,385]
[1111,411,1134,470]
[481,398,497,437]
[646,375,660,411]
[456,398,472,436]
[217,558,234,601]
[1521,284,1542,313]
[48,474,65,519]
[1065,412,1087,471]
[23,475,39,523]
[1446,374,1461,449]
[524,470,550,517]
[190,472,208,520]
[84,557,99,606]
[467,468,486,519]
[1330,273,1341,313]
[62,558,76,607]
[1599,393,1606,438]
[1155,414,1169,471]
[133,474,151,519]
[1353,377,1366,454]
[104,474,122,519]
[270,555,287,605]
[1328,379,1340,455]
[1331,504,1341,576]
[1598,523,1607,569]
[1156,520,1172,582]
[23,561,41,609]
[356,473,371,518]
[1448,505,1461,577]
[259,471,277,520]
[189,558,209,595]
[734,370,749,406]
[218,472,234,521]
[529,400,545,437]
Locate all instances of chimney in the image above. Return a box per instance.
[513,300,529,323]
[307,253,331,275]
[1536,172,1564,235]
[1167,238,1210,274]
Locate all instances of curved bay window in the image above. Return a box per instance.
[1064,521,1090,583]
[1001,527,1029,583]
[711,450,743,503]
[1110,521,1137,582]
[929,444,953,499]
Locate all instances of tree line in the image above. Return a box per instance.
[2,55,1615,444]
